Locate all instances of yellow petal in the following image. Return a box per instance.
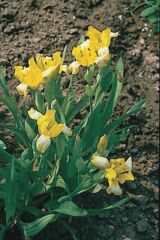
[37,110,56,135]
[49,123,64,138]
[118,171,134,184]
[42,64,60,80]
[97,134,108,153]
[16,83,28,96]
[36,135,51,153]
[91,156,109,169]
[105,168,117,180]
[28,108,42,120]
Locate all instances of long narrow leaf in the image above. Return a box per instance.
[5,156,17,223]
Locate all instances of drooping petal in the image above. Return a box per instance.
[28,108,42,120]
[106,181,122,195]
[91,156,109,169]
[16,83,28,96]
[36,135,51,153]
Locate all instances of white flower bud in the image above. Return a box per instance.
[28,108,42,120]
[16,83,28,96]
[91,156,109,169]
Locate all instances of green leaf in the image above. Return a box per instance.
[54,201,87,216]
[86,197,129,216]
[0,67,9,96]
[102,74,122,124]
[91,184,103,193]
[85,84,96,97]
[67,95,89,123]
[5,156,17,223]
[0,140,6,149]
[21,214,58,237]
[84,66,95,83]
[76,158,86,172]
[116,57,124,80]
[105,99,145,134]
[62,90,75,118]
[0,96,22,129]
[78,35,85,45]
[25,120,36,142]
[55,175,69,193]
[0,148,12,162]
[56,135,66,161]
[98,64,113,92]
[7,127,29,147]
[141,6,156,17]
[35,91,45,114]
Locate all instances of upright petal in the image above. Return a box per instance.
[125,157,132,171]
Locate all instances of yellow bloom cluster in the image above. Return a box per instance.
[14,26,118,96]
[91,134,134,195]
[72,26,118,67]
[28,108,72,153]
[92,155,134,195]
[14,52,63,95]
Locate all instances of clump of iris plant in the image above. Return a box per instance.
[0,26,144,239]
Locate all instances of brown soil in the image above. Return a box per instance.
[0,0,159,240]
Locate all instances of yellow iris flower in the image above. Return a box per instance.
[28,108,72,153]
[72,39,97,67]
[91,156,134,195]
[105,158,134,195]
[86,26,111,51]
[72,26,118,68]
[14,52,63,95]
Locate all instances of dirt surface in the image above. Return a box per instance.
[0,0,159,240]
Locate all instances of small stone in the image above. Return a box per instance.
[69,28,78,35]
[107,225,115,237]
[125,225,136,238]
[136,219,148,232]
[122,217,128,223]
